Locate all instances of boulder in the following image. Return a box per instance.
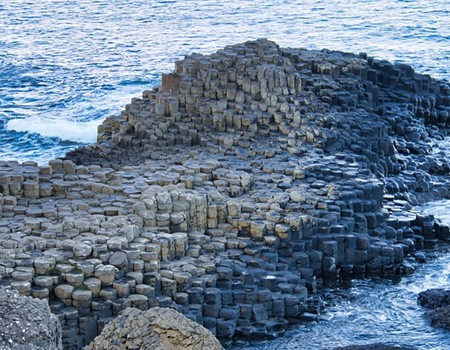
[86,307,224,350]
[423,306,450,331]
[418,288,450,331]
[417,288,450,309]
[0,288,62,350]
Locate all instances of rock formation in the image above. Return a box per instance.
[422,306,450,331]
[418,288,450,309]
[0,39,449,348]
[0,288,62,349]
[418,288,450,331]
[86,307,223,350]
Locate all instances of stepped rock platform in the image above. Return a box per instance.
[1,39,450,348]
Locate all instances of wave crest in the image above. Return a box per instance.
[6,117,101,143]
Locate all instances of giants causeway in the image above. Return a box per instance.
[1,39,450,348]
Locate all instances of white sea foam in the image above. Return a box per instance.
[6,117,101,143]
[419,199,450,226]
[1,0,449,165]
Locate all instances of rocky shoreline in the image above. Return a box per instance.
[418,288,450,332]
[1,39,450,349]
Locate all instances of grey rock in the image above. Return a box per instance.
[86,307,223,350]
[418,288,450,331]
[0,288,62,350]
[418,288,450,309]
[108,251,129,269]
[423,305,450,331]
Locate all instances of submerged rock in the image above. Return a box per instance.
[423,306,450,331]
[0,288,62,350]
[86,307,224,350]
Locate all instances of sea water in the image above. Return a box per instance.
[2,1,450,349]
[0,0,449,164]
[238,200,450,349]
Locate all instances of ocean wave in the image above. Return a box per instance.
[6,117,100,143]
[0,0,448,163]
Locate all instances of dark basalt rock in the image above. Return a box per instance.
[1,39,450,348]
[418,288,450,331]
[424,306,450,331]
[418,288,450,309]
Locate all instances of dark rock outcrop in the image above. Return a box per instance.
[418,288,450,331]
[423,306,450,331]
[418,288,450,309]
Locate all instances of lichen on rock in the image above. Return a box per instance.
[86,307,223,350]
[0,288,62,350]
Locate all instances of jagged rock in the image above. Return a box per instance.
[0,288,62,350]
[418,288,450,309]
[86,307,224,350]
[423,306,450,331]
[418,288,450,331]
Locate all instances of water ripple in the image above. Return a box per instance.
[239,252,450,350]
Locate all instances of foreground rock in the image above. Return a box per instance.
[86,307,223,350]
[0,288,62,350]
[0,39,449,348]
[418,288,450,331]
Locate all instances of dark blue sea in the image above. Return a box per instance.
[1,1,450,349]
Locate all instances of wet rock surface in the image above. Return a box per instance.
[418,288,450,331]
[0,39,450,348]
[0,288,62,350]
[418,288,450,309]
[86,307,223,350]
[423,306,450,331]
